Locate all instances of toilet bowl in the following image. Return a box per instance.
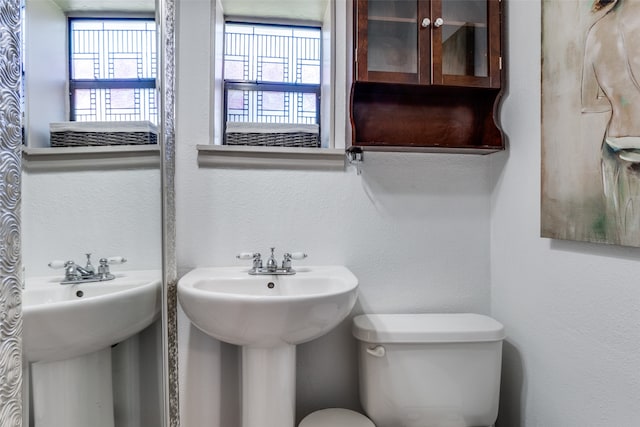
[299,313,505,427]
[298,408,374,427]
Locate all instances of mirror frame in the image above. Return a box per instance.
[0,0,178,424]
[159,0,179,425]
[0,0,24,424]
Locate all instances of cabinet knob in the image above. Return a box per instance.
[434,17,444,28]
[421,18,431,28]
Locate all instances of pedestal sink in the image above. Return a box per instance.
[22,270,161,427]
[23,270,161,363]
[178,265,358,427]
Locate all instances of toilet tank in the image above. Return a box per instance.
[352,314,505,427]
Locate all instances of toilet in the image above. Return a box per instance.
[299,313,505,427]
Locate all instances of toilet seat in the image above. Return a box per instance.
[299,408,375,427]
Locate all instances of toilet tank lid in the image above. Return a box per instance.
[352,313,505,344]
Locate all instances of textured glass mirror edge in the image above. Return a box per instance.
[158,0,179,425]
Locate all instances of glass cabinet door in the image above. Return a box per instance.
[432,0,500,87]
[356,0,500,88]
[357,0,425,83]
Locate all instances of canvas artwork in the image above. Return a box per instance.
[542,0,640,247]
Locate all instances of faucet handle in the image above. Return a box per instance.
[48,260,68,269]
[105,256,127,264]
[237,252,260,260]
[282,252,307,270]
[286,252,307,260]
[238,252,263,270]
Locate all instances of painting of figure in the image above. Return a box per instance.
[542,0,640,247]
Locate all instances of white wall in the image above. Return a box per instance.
[22,167,162,277]
[491,1,640,426]
[175,0,493,425]
[25,0,67,148]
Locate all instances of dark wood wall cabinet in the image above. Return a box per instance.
[350,0,504,154]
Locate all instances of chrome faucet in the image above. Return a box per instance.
[265,247,279,272]
[237,247,307,275]
[49,254,127,285]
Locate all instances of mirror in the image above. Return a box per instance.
[19,0,171,425]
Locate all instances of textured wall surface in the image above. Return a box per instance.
[22,169,162,277]
[491,1,640,426]
[175,156,494,427]
[0,0,22,425]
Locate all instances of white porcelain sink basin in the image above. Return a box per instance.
[178,265,358,427]
[23,270,161,362]
[178,266,358,347]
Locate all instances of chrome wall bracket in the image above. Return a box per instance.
[346,147,364,175]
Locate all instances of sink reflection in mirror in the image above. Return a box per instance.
[21,0,164,425]
[23,271,161,427]
[23,270,161,363]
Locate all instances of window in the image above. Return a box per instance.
[69,18,157,124]
[223,22,321,147]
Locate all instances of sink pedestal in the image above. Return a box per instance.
[242,345,296,427]
[31,348,114,427]
[177,266,360,427]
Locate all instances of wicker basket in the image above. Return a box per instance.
[225,122,319,148]
[50,121,158,147]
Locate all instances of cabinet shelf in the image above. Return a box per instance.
[368,16,417,23]
[350,82,504,153]
[444,20,487,28]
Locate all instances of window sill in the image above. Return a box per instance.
[22,145,160,172]
[196,145,346,170]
